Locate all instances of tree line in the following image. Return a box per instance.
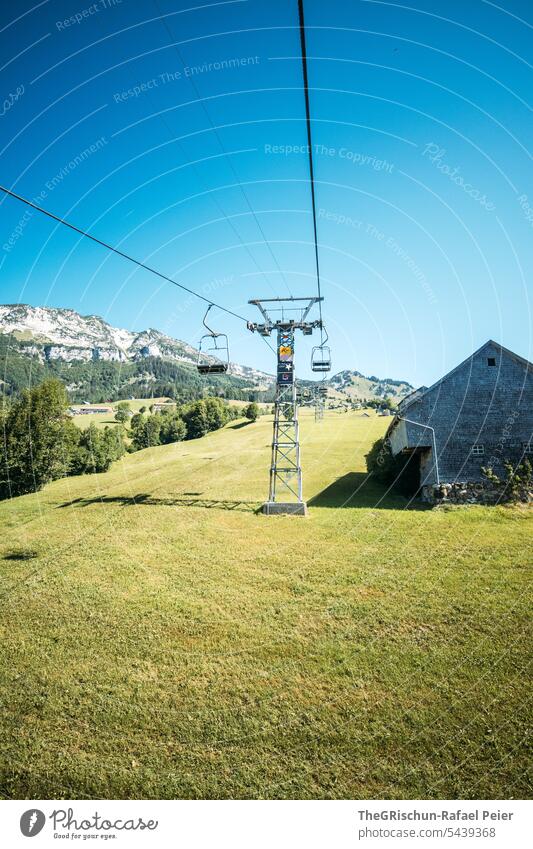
[127,400,260,450]
[0,378,262,501]
[0,336,273,404]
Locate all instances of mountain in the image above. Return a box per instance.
[0,304,273,402]
[325,369,413,402]
[0,304,413,404]
[0,304,270,384]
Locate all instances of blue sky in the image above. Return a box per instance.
[0,0,531,385]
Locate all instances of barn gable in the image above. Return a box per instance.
[387,340,533,494]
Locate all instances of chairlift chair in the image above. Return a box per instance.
[311,328,331,372]
[311,345,332,372]
[197,305,230,375]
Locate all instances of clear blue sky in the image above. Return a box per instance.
[0,0,531,385]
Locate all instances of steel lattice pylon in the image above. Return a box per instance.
[247,297,323,516]
[269,362,303,504]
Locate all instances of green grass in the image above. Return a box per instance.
[71,397,171,430]
[0,410,531,800]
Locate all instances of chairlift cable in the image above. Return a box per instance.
[152,0,293,298]
[113,31,282,303]
[298,0,324,338]
[0,184,248,324]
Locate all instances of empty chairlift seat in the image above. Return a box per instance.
[311,344,331,372]
[197,357,228,375]
[197,305,230,375]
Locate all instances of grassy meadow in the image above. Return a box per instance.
[70,397,172,430]
[0,410,531,800]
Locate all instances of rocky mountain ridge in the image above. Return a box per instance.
[0,304,414,401]
[0,304,270,385]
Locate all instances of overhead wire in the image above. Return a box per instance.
[102,17,279,351]
[109,46,281,304]
[0,3,319,356]
[297,0,324,339]
[0,184,248,324]
[152,0,294,298]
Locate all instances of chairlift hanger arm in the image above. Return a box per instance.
[202,304,224,337]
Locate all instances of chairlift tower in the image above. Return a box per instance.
[248,297,322,516]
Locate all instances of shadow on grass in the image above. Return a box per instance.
[3,549,39,561]
[308,472,429,510]
[228,420,252,430]
[57,493,260,513]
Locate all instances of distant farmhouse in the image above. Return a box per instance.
[152,402,176,413]
[69,405,113,416]
[386,341,533,502]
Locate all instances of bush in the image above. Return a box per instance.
[481,459,532,503]
[114,401,130,423]
[159,414,187,445]
[181,401,210,440]
[0,378,78,499]
[70,423,126,475]
[244,402,260,422]
[366,436,420,496]
[366,437,397,483]
[130,412,144,430]
[181,398,229,439]
[127,398,231,451]
[203,397,229,431]
[226,405,241,421]
[130,415,162,451]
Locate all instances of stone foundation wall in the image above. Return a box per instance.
[421,481,532,505]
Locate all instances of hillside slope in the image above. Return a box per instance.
[0,305,413,404]
[0,304,273,400]
[0,304,267,379]
[328,369,413,401]
[0,411,530,800]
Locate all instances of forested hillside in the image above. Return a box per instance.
[0,335,270,403]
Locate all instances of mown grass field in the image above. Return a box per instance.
[71,397,171,430]
[0,410,531,800]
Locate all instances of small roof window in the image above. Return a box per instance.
[487,357,496,366]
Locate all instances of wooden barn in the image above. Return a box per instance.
[386,340,533,502]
